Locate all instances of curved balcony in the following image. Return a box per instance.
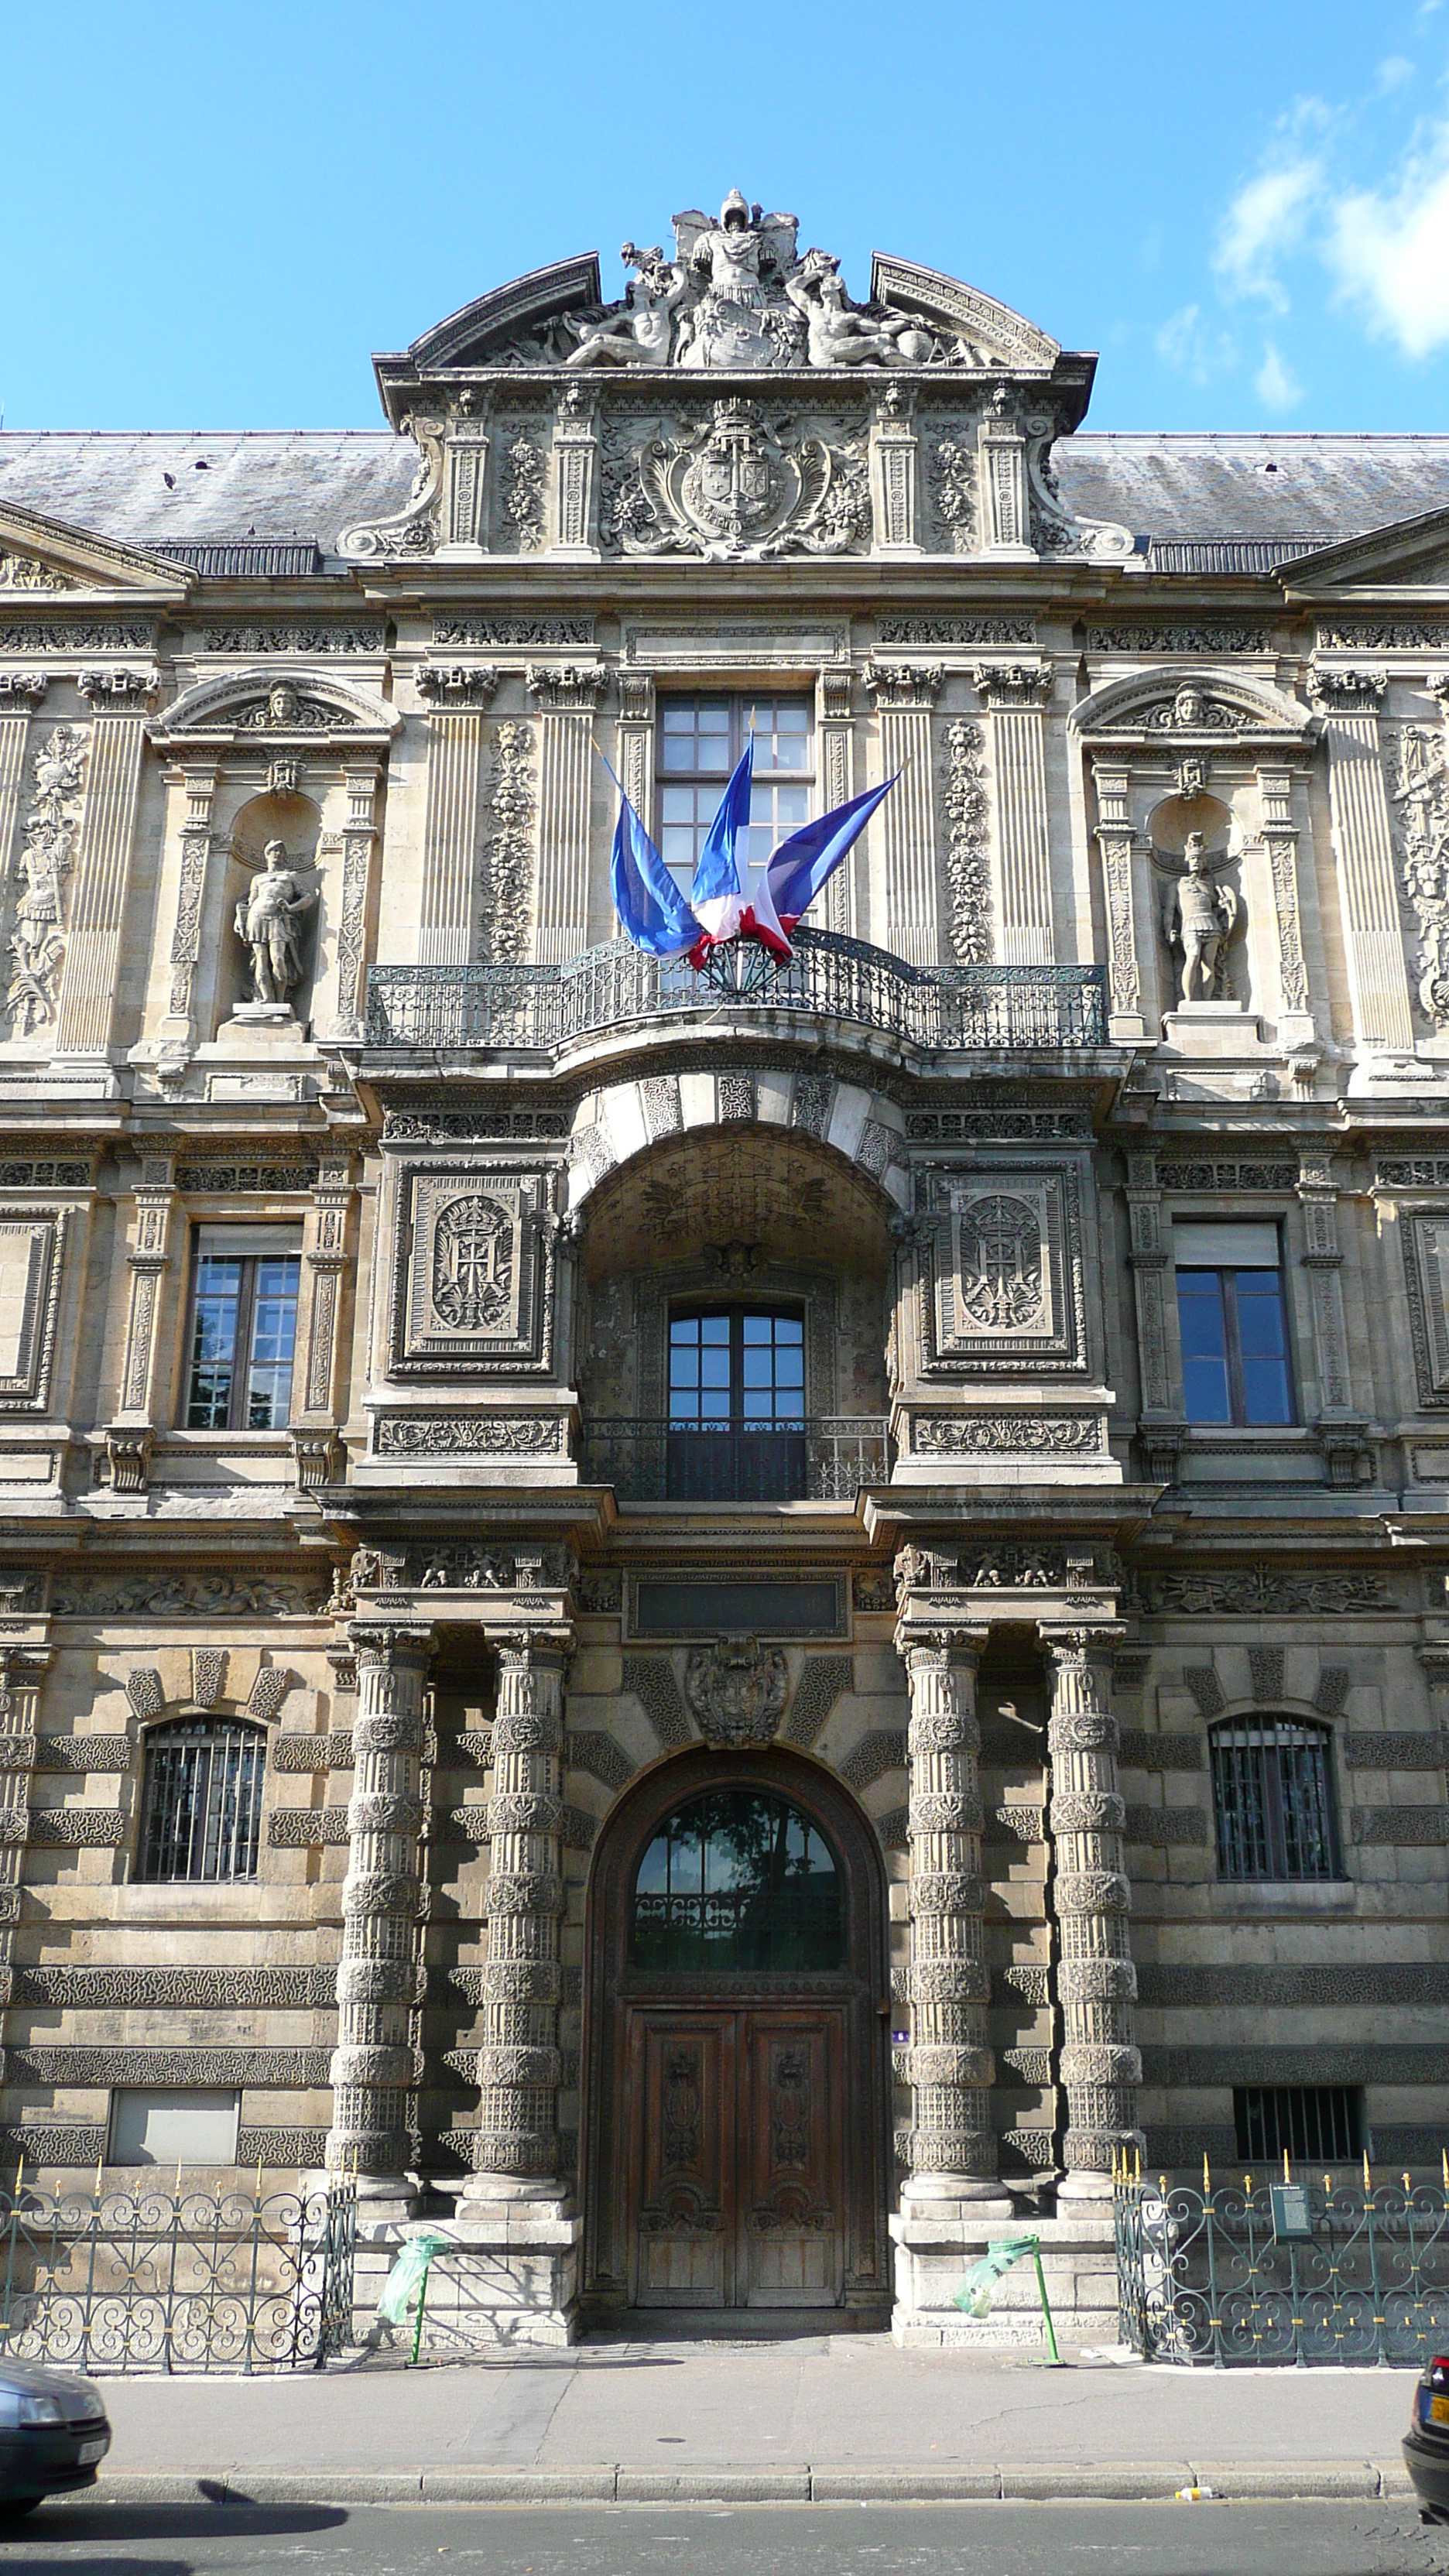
[364,930,1108,1056]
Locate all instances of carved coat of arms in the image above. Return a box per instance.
[957,1193,1044,1332]
[683,1635,789,1748]
[430,1194,512,1332]
[616,399,868,562]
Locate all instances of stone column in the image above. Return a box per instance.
[464,1631,567,2195]
[329,759,383,1040]
[0,674,46,881]
[106,1149,178,1493]
[863,660,942,967]
[1040,1626,1142,2197]
[616,672,656,828]
[817,666,855,934]
[416,666,498,965]
[156,759,221,1057]
[292,1151,354,1490]
[527,665,607,965]
[54,668,158,1057]
[1297,1144,1370,1485]
[899,1624,1006,2212]
[1309,667,1415,1054]
[327,1623,433,2211]
[443,413,489,550]
[550,384,600,559]
[1091,756,1150,1040]
[975,663,1053,964]
[0,1643,52,2109]
[1125,1146,1183,1485]
[975,391,1033,560]
[870,383,920,555]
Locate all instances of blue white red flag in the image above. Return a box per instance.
[687,742,754,960]
[765,778,897,936]
[609,791,700,957]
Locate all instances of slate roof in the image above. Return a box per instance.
[3,426,1449,567]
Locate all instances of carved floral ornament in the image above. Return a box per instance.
[683,1635,789,1749]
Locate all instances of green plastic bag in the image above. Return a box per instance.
[376,2230,453,2324]
[953,2233,1040,2319]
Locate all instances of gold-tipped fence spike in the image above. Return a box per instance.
[1283,2148,1291,2183]
[1204,2152,1211,2194]
[1364,2150,1372,2192]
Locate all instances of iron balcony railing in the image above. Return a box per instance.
[364,931,1107,1054]
[579,1415,892,1503]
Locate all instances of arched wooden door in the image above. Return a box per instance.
[583,1749,891,2318]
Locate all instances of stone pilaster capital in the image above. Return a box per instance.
[863,657,942,711]
[417,663,499,711]
[1308,665,1386,716]
[347,1621,435,1676]
[0,672,47,710]
[495,1624,574,1676]
[78,666,161,711]
[526,663,607,711]
[618,670,656,726]
[1038,1620,1129,1684]
[972,659,1051,711]
[898,1622,992,1674]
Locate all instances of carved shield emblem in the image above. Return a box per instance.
[430,1194,512,1332]
[683,1634,789,1749]
[957,1193,1044,1333]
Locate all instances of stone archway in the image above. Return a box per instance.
[581,1745,892,2321]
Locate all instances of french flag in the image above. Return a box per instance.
[764,778,897,938]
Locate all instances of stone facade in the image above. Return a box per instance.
[0,195,1446,2348]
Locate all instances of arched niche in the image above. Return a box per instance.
[217,788,324,1032]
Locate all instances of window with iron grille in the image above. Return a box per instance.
[1210,1716,1339,1881]
[657,695,812,889]
[1233,2084,1362,2163]
[137,1718,265,1883]
[183,1225,302,1431]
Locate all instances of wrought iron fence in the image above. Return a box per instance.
[0,2175,356,2372]
[579,1415,892,1502]
[1115,2159,1449,2366]
[364,931,1108,1054]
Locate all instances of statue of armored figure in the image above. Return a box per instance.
[235,838,321,1015]
[1163,831,1240,1004]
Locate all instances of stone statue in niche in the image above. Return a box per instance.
[234,838,321,1016]
[1163,831,1239,1004]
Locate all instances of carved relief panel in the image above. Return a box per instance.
[920,1167,1084,1374]
[389,1160,557,1378]
[0,1211,67,1406]
[1401,1209,1449,1407]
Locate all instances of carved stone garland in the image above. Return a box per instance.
[474,1633,567,2182]
[942,718,991,964]
[480,721,536,964]
[327,1625,432,2190]
[901,1625,998,2186]
[1041,1629,1142,2187]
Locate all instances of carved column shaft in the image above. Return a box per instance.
[417,673,499,964]
[330,761,382,1040]
[975,665,1053,964]
[54,676,156,1055]
[975,409,1032,557]
[817,667,855,935]
[870,390,920,554]
[1310,670,1414,1052]
[293,1153,353,1487]
[0,1648,51,2088]
[327,1625,432,2184]
[444,425,489,550]
[0,680,45,883]
[474,1635,567,2185]
[1042,1629,1141,2187]
[552,392,599,557]
[901,1628,996,2188]
[1297,1149,1358,1454]
[1091,758,1148,1037]
[528,667,606,966]
[1258,765,1312,1033]
[1125,1148,1180,1481]
[617,673,656,835]
[865,663,941,968]
[163,763,221,1040]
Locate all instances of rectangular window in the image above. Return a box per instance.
[1173,1221,1293,1426]
[666,1305,807,1502]
[658,694,812,888]
[108,2088,241,2167]
[1211,1719,1338,1881]
[138,1719,266,1883]
[1233,2085,1362,2165]
[185,1225,302,1430]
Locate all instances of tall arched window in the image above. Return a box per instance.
[137,1717,265,1883]
[630,1787,844,1972]
[1210,1715,1338,1882]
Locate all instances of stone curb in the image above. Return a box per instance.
[65,2460,1413,2507]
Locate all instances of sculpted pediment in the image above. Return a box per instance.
[0,500,192,601]
[150,666,402,750]
[1070,666,1315,749]
[1279,507,1449,598]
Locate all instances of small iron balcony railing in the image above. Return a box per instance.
[364,931,1107,1054]
[579,1416,892,1503]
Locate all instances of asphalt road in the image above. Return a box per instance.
[5,2501,1449,2576]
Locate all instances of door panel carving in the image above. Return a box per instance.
[743,2016,841,2307]
[633,2013,730,2306]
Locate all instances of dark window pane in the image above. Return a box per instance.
[245,1254,300,1430]
[1177,1271,1232,1423]
[1211,1719,1337,1880]
[631,1788,843,1971]
[186,1255,244,1429]
[1234,1270,1293,1423]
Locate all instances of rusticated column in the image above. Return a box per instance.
[327,1624,432,2205]
[464,1630,568,2200]
[899,1624,1007,2209]
[1040,1626,1142,2195]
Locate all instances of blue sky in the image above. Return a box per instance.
[5,0,1449,434]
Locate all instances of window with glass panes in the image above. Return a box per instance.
[668,1309,806,1426]
[1173,1221,1293,1426]
[184,1225,302,1431]
[1211,1716,1338,1881]
[657,696,812,889]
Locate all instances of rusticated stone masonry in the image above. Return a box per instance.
[474,1631,568,2184]
[900,1625,997,2188]
[1041,1626,1142,2188]
[325,1624,431,2189]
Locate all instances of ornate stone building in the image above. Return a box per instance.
[0,195,1445,2342]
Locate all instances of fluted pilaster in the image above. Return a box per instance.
[1041,1627,1142,2194]
[326,1624,432,2196]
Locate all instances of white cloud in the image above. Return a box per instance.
[1377,54,1416,91]
[1327,128,1449,356]
[1156,304,1238,382]
[1214,159,1322,309]
[1255,341,1303,409]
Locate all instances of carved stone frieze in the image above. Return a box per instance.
[682,1636,788,1748]
[0,552,76,591]
[50,1569,327,1617]
[1125,1567,1395,1616]
[7,720,87,1036]
[911,1413,1105,1454]
[1386,722,1449,1024]
[372,1411,567,1457]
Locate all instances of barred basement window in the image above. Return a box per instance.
[137,1718,265,1883]
[1210,1716,1338,1882]
[1234,2084,1362,2164]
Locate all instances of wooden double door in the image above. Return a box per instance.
[627,2003,844,2309]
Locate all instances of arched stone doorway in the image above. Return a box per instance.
[583,1748,892,2320]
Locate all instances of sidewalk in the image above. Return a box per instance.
[76,2333,1422,2506]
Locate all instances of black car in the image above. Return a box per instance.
[0,2358,111,2516]
[1404,2352,1449,2519]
